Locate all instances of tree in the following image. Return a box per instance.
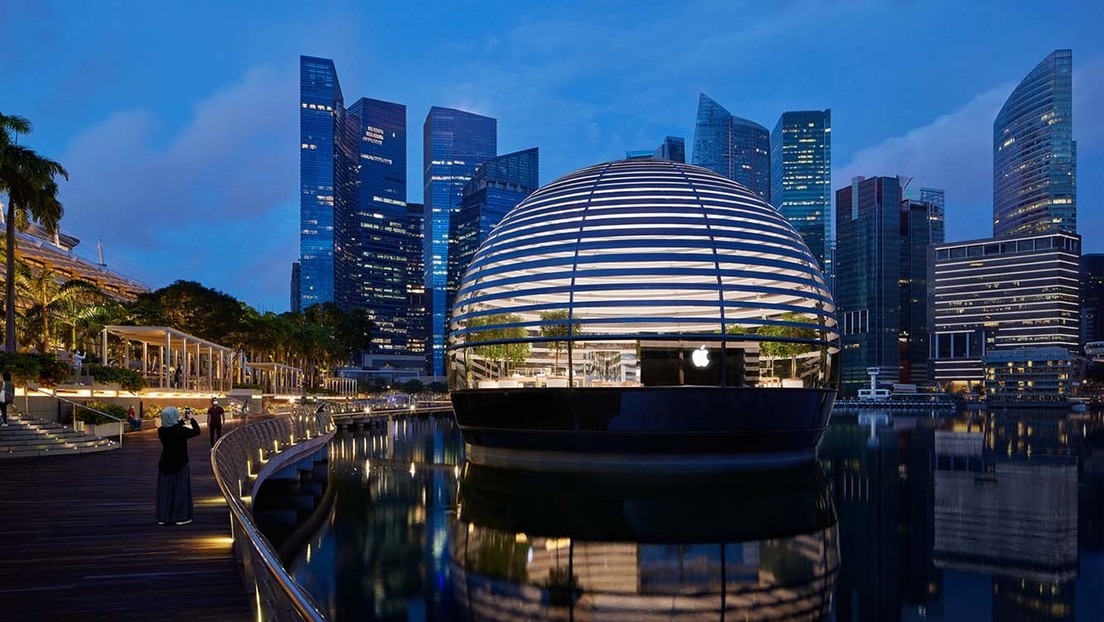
[758,313,819,379]
[130,280,246,345]
[1,113,68,351]
[467,313,530,377]
[539,310,580,375]
[16,264,105,353]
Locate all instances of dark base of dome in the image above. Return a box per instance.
[451,386,836,472]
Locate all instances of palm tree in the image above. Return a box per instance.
[1,114,68,351]
[17,264,104,353]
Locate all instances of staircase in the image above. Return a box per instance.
[0,413,119,458]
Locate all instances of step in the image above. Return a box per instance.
[1,443,117,459]
[1,437,112,450]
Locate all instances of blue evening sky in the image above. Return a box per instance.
[2,0,1102,312]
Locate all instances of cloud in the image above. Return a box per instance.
[834,83,1011,236]
[835,54,1104,245]
[58,65,299,310]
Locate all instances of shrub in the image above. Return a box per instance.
[0,351,71,387]
[77,401,128,425]
[144,403,162,420]
[84,364,147,392]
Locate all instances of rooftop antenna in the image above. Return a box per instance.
[97,239,107,267]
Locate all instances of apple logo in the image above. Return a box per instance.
[691,345,710,369]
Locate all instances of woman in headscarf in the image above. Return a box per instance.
[156,406,201,525]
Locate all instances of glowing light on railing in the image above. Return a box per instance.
[409,461,416,477]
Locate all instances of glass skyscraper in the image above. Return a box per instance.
[993,49,1076,237]
[654,136,685,163]
[835,176,941,394]
[692,93,770,202]
[423,107,497,376]
[346,97,408,352]
[454,147,539,285]
[771,110,831,269]
[299,55,355,309]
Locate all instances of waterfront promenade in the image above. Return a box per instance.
[0,422,250,621]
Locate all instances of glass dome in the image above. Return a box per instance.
[448,158,839,392]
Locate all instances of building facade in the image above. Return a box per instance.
[834,176,941,394]
[423,107,497,376]
[1082,254,1104,348]
[404,202,427,361]
[771,110,832,269]
[299,55,356,309]
[654,136,686,163]
[290,262,301,312]
[928,232,1081,390]
[993,49,1076,238]
[982,347,1074,402]
[454,148,539,286]
[346,97,408,352]
[692,93,770,202]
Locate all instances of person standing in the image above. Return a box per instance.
[207,398,225,447]
[156,406,200,525]
[1,371,13,426]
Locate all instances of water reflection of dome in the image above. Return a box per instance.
[450,463,839,620]
[447,159,840,468]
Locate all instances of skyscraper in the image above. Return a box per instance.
[1082,254,1104,347]
[346,97,408,353]
[299,55,356,310]
[454,148,539,284]
[771,110,831,269]
[423,107,497,376]
[654,136,685,163]
[404,202,428,359]
[835,176,941,394]
[993,49,1076,237]
[290,262,301,313]
[692,93,770,201]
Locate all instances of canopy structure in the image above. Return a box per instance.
[247,362,304,396]
[323,376,357,397]
[101,326,234,393]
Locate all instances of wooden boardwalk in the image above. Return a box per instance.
[0,422,251,621]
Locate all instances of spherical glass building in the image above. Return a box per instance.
[448,158,839,467]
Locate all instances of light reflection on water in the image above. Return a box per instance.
[286,409,1104,621]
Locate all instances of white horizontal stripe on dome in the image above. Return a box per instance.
[454,273,834,309]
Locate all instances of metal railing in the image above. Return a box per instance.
[26,385,126,446]
[211,406,338,621]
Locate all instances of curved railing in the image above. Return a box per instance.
[211,408,337,621]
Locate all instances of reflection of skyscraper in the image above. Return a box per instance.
[692,93,770,201]
[993,49,1076,237]
[454,148,539,285]
[423,107,497,377]
[771,110,831,269]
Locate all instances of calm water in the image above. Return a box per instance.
[285,410,1104,621]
